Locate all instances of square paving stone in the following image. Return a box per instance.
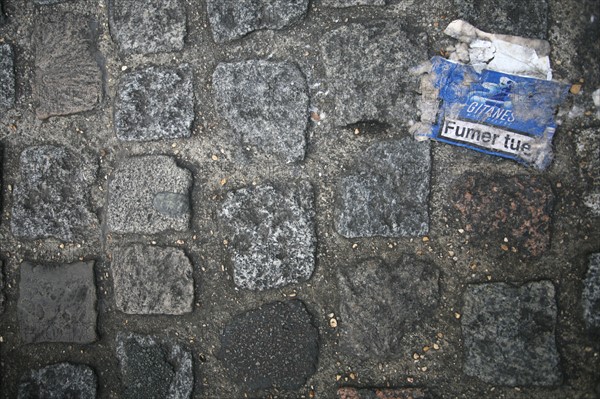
[11,145,99,241]
[107,155,192,234]
[0,43,15,110]
[451,173,554,257]
[219,183,316,291]
[108,0,186,54]
[213,60,309,163]
[338,387,428,399]
[33,13,102,119]
[206,0,309,43]
[462,281,561,386]
[18,261,97,344]
[116,333,193,399]
[321,21,428,127]
[114,65,194,142]
[18,363,97,399]
[338,256,440,358]
[112,244,194,315]
[219,300,319,391]
[335,138,431,238]
[583,253,600,330]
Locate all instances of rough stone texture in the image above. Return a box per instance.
[33,0,72,4]
[0,0,5,26]
[455,0,549,39]
[462,281,561,386]
[335,139,430,238]
[213,60,309,163]
[220,183,316,291]
[17,363,97,399]
[108,0,186,54]
[116,333,193,399]
[337,387,428,399]
[107,156,192,234]
[11,145,98,241]
[0,261,4,314]
[18,261,97,344]
[219,300,319,391]
[575,128,600,216]
[338,256,439,358]
[583,253,600,330]
[451,173,554,257]
[114,65,194,142]
[112,244,194,315]
[0,44,15,110]
[33,13,102,119]
[321,21,427,126]
[206,0,309,43]
[322,0,385,6]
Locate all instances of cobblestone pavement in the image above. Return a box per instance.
[0,0,599,398]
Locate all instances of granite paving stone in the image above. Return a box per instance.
[337,387,428,399]
[107,155,192,234]
[583,253,600,330]
[462,281,561,386]
[18,261,97,344]
[322,0,385,6]
[321,21,427,126]
[206,0,309,43]
[33,12,102,119]
[576,128,600,216]
[17,363,97,399]
[0,43,15,110]
[0,260,4,314]
[219,300,319,391]
[114,65,194,142]
[335,138,430,238]
[213,60,309,163]
[33,0,72,4]
[220,183,316,291]
[108,0,186,54]
[116,333,193,399]
[112,244,194,315]
[451,173,554,257]
[11,145,98,241]
[338,256,440,358]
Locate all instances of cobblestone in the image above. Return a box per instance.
[583,253,600,330]
[17,363,97,399]
[323,0,385,7]
[0,43,14,110]
[576,128,600,216]
[338,387,428,399]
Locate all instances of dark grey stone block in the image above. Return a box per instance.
[213,60,308,163]
[219,300,319,391]
[576,128,600,216]
[321,21,427,126]
[33,13,102,119]
[18,261,97,344]
[18,363,97,399]
[11,145,99,241]
[0,44,15,110]
[116,333,193,399]
[220,183,315,291]
[112,244,194,315]
[0,261,4,314]
[583,253,600,330]
[206,0,309,43]
[33,0,72,4]
[322,0,385,6]
[335,138,430,238]
[338,256,439,358]
[462,281,561,386]
[114,65,194,141]
[107,156,192,234]
[108,0,186,54]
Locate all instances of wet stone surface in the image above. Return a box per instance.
[338,256,440,358]
[206,0,309,43]
[116,333,193,399]
[322,0,386,6]
[220,183,316,291]
[335,138,431,238]
[451,173,554,257]
[219,300,319,392]
[107,155,192,234]
[33,13,102,119]
[11,145,98,241]
[18,261,97,344]
[583,253,600,330]
[17,363,97,399]
[0,44,15,110]
[112,244,194,315]
[321,21,427,126]
[108,0,186,54]
[462,281,561,386]
[337,387,428,399]
[213,60,309,163]
[576,128,600,216]
[114,65,194,141]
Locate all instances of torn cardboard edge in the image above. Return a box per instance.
[412,20,570,170]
